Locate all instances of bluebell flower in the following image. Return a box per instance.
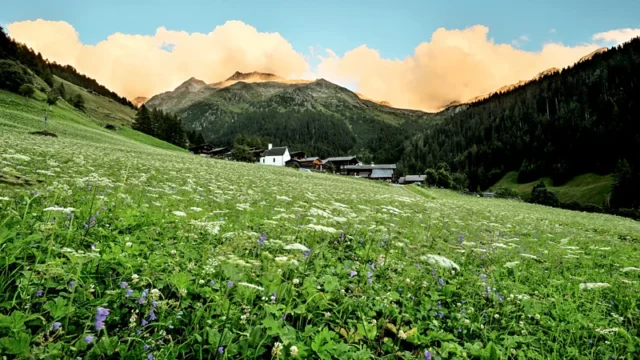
[152,301,158,308]
[52,322,61,330]
[144,345,150,351]
[126,289,133,297]
[438,311,444,319]
[424,350,432,360]
[218,347,224,354]
[148,353,153,360]
[209,280,215,285]
[148,311,157,321]
[303,249,311,258]
[141,319,148,326]
[36,289,44,297]
[227,281,234,288]
[69,281,75,289]
[136,330,142,335]
[84,335,94,344]
[95,307,110,330]
[120,282,128,288]
[258,234,267,247]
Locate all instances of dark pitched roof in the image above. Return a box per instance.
[299,157,320,162]
[322,156,357,164]
[262,147,288,156]
[404,175,427,182]
[343,164,397,170]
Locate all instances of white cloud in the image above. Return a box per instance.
[593,27,640,45]
[6,19,310,99]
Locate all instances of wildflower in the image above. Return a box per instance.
[303,249,311,258]
[534,314,540,320]
[179,288,187,297]
[424,350,432,360]
[292,278,300,285]
[126,242,133,247]
[84,335,94,344]
[132,274,139,283]
[227,281,234,288]
[172,211,186,217]
[144,345,150,351]
[152,301,158,308]
[349,270,357,278]
[126,289,133,297]
[210,280,215,285]
[138,297,145,305]
[290,345,299,357]
[271,292,277,304]
[258,234,267,247]
[95,307,110,330]
[36,289,44,297]
[217,347,224,354]
[272,342,283,357]
[438,278,445,287]
[398,329,407,339]
[511,349,517,355]
[141,319,148,326]
[52,322,61,331]
[148,353,153,360]
[494,314,500,319]
[120,282,128,288]
[148,311,157,321]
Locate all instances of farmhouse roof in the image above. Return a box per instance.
[262,147,288,156]
[322,156,357,164]
[343,164,397,170]
[404,175,427,182]
[300,157,320,162]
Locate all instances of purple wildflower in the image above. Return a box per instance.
[141,289,149,298]
[136,330,142,335]
[218,347,224,354]
[120,282,128,288]
[144,345,150,351]
[126,289,133,297]
[84,335,94,344]
[148,353,153,360]
[349,270,357,278]
[438,278,445,287]
[36,289,44,297]
[148,311,157,321]
[69,281,75,289]
[138,297,145,305]
[258,234,267,247]
[52,322,61,331]
[141,319,148,326]
[303,249,311,258]
[209,280,215,286]
[95,307,110,330]
[227,281,234,288]
[424,350,432,360]
[438,311,444,319]
[367,271,373,278]
[152,301,158,308]
[367,278,373,285]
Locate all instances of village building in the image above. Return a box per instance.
[399,175,427,185]
[189,145,229,157]
[343,164,397,181]
[260,144,290,166]
[289,151,306,160]
[321,156,359,173]
[286,156,323,169]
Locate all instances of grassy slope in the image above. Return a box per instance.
[0,88,184,152]
[1,92,639,358]
[491,171,613,205]
[54,76,137,126]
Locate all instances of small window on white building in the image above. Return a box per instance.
[273,158,275,163]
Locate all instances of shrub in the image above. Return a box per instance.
[424,168,438,186]
[494,187,521,200]
[71,93,85,111]
[0,59,32,93]
[46,89,60,105]
[18,84,35,97]
[530,180,559,207]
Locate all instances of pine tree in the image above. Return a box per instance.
[133,105,154,135]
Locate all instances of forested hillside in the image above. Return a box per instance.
[0,26,134,108]
[400,37,640,209]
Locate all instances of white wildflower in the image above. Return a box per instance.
[43,206,75,214]
[283,243,310,252]
[238,282,265,291]
[504,261,520,268]
[131,274,139,283]
[0,197,11,201]
[398,329,407,340]
[579,282,611,290]
[272,342,283,357]
[420,254,460,271]
[172,211,187,217]
[596,327,619,335]
[304,224,338,233]
[189,207,202,212]
[292,278,300,285]
[3,154,30,161]
[621,267,640,272]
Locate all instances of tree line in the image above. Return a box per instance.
[0,26,133,108]
[133,105,188,148]
[400,37,640,212]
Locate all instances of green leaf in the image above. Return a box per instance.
[0,332,31,355]
[43,297,70,319]
[321,275,340,292]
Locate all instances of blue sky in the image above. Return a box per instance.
[2,0,639,59]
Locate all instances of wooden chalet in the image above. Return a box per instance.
[289,151,306,160]
[321,156,359,173]
[398,175,427,185]
[286,156,322,169]
[189,145,229,157]
[343,164,397,181]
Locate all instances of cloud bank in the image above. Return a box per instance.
[6,20,640,111]
[6,19,310,99]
